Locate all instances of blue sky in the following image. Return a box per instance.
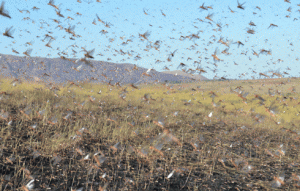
[0,0,299,80]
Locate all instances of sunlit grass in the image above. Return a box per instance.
[0,76,300,190]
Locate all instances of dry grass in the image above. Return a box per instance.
[0,76,300,190]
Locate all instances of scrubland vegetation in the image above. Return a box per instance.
[1,76,300,190]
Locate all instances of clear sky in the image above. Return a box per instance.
[0,0,300,80]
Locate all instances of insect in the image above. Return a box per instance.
[199,3,208,10]
[3,26,14,38]
[0,1,11,18]
[65,25,76,36]
[12,48,19,54]
[246,27,255,34]
[143,8,149,15]
[228,6,235,13]
[92,19,96,25]
[211,47,222,61]
[23,48,33,57]
[177,63,187,69]
[139,31,151,40]
[249,21,256,26]
[237,0,246,10]
[268,23,278,29]
[169,49,178,57]
[234,41,244,48]
[48,0,59,10]
[205,13,214,22]
[45,39,52,48]
[55,9,64,17]
[252,50,259,57]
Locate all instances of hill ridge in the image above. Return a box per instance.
[0,53,209,85]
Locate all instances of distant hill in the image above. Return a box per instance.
[161,70,209,81]
[0,54,209,85]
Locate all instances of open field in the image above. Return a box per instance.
[1,0,300,190]
[0,76,300,190]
